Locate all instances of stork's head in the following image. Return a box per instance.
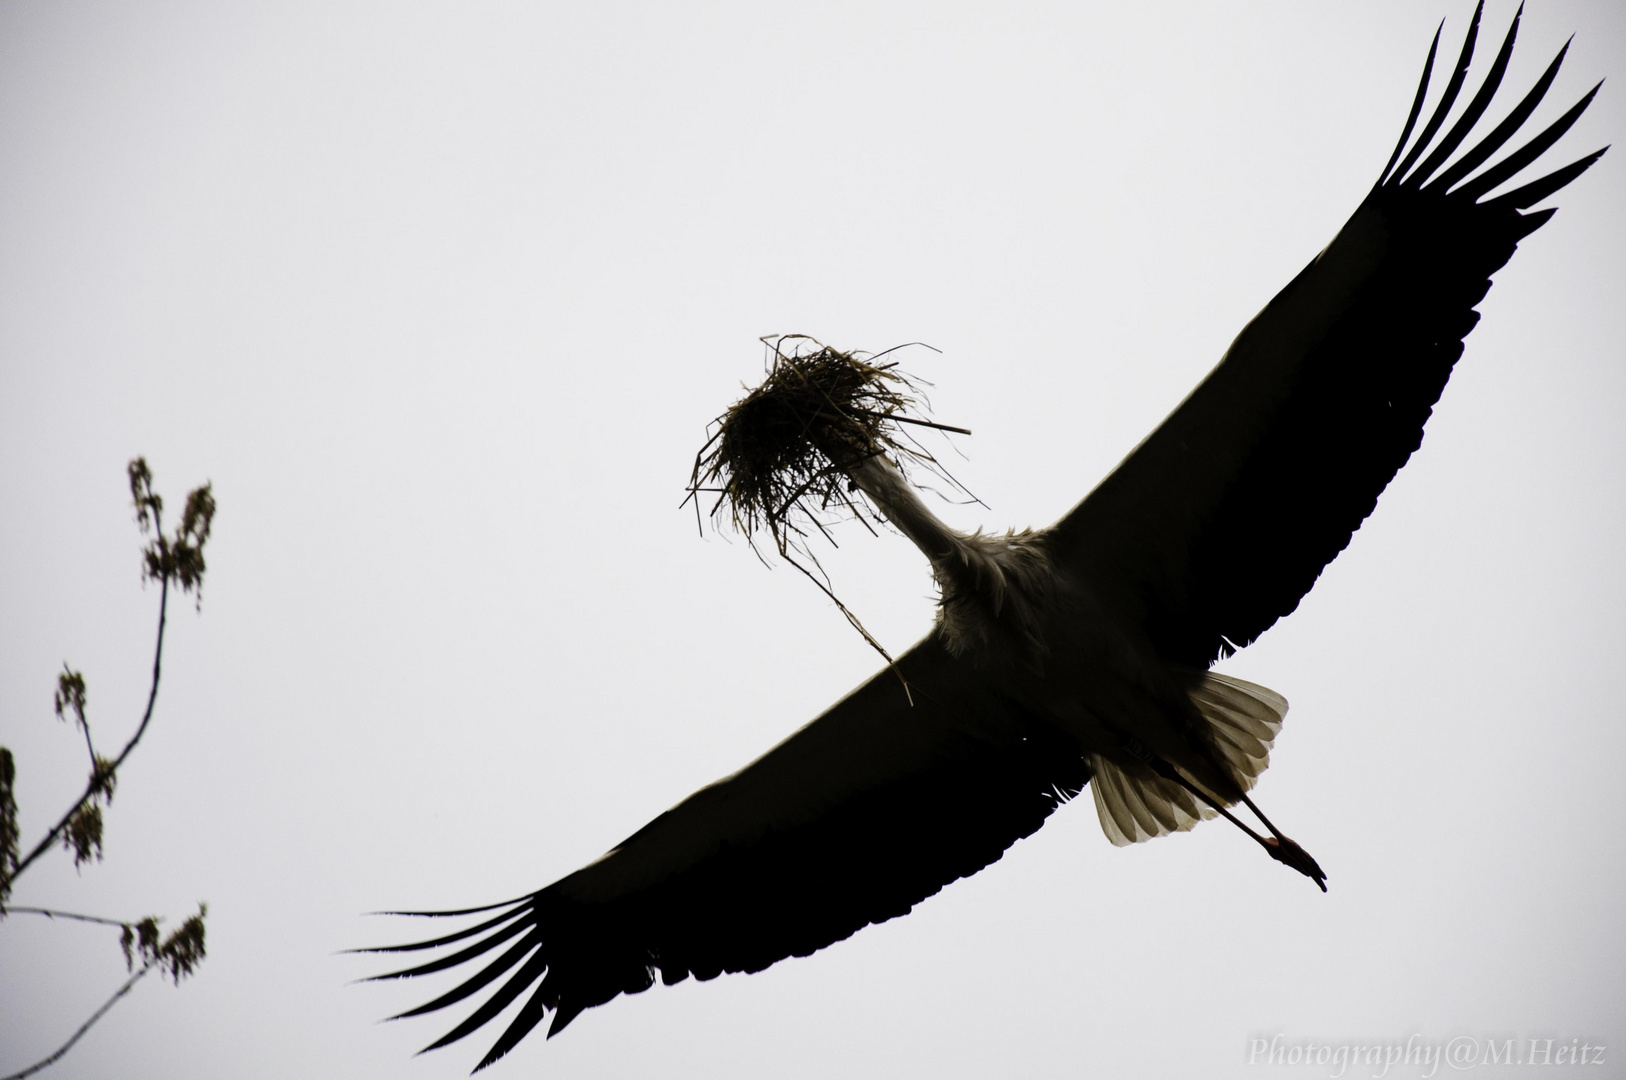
[686,334,955,561]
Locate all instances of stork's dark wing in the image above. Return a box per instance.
[360,635,1089,1070]
[1051,5,1606,669]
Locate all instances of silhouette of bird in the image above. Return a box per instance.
[361,5,1605,1069]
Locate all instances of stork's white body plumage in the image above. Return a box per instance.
[364,5,1606,1070]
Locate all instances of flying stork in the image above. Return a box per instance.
[362,5,1605,1070]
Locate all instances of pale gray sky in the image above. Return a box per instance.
[2,2,1622,1078]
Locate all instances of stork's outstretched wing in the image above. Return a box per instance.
[362,636,1089,1069]
[1052,5,1606,668]
[365,7,1604,1070]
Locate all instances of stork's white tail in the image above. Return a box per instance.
[1090,674,1287,846]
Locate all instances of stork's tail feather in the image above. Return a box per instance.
[1090,673,1287,846]
[1189,672,1287,792]
[1090,756,1213,846]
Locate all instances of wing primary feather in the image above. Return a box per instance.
[1392,0,1483,188]
[352,904,532,956]
[474,992,551,1072]
[1404,4,1520,189]
[420,949,550,1053]
[1427,38,1571,194]
[371,894,534,918]
[1482,146,1610,212]
[546,996,589,1038]
[1378,21,1443,185]
[1453,81,1604,202]
[390,932,542,1020]
[1509,206,1558,240]
[367,917,533,982]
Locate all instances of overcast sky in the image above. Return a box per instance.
[2,2,1622,1078]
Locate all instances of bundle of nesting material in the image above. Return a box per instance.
[688,335,964,560]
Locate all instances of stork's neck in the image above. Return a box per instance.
[845,454,966,567]
[844,453,1057,658]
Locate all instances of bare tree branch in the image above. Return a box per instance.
[0,965,154,1080]
[6,907,131,929]
[0,460,215,1078]
[7,573,169,886]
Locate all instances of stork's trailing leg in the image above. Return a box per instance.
[1237,793,1326,891]
[1164,768,1327,892]
[1260,835,1327,891]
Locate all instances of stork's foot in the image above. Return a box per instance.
[1264,836,1327,892]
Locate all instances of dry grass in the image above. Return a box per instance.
[686,335,968,560]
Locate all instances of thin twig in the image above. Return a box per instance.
[0,964,153,1080]
[10,564,171,884]
[6,907,130,929]
[865,341,942,364]
[75,722,96,773]
[782,552,912,706]
[848,410,972,436]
